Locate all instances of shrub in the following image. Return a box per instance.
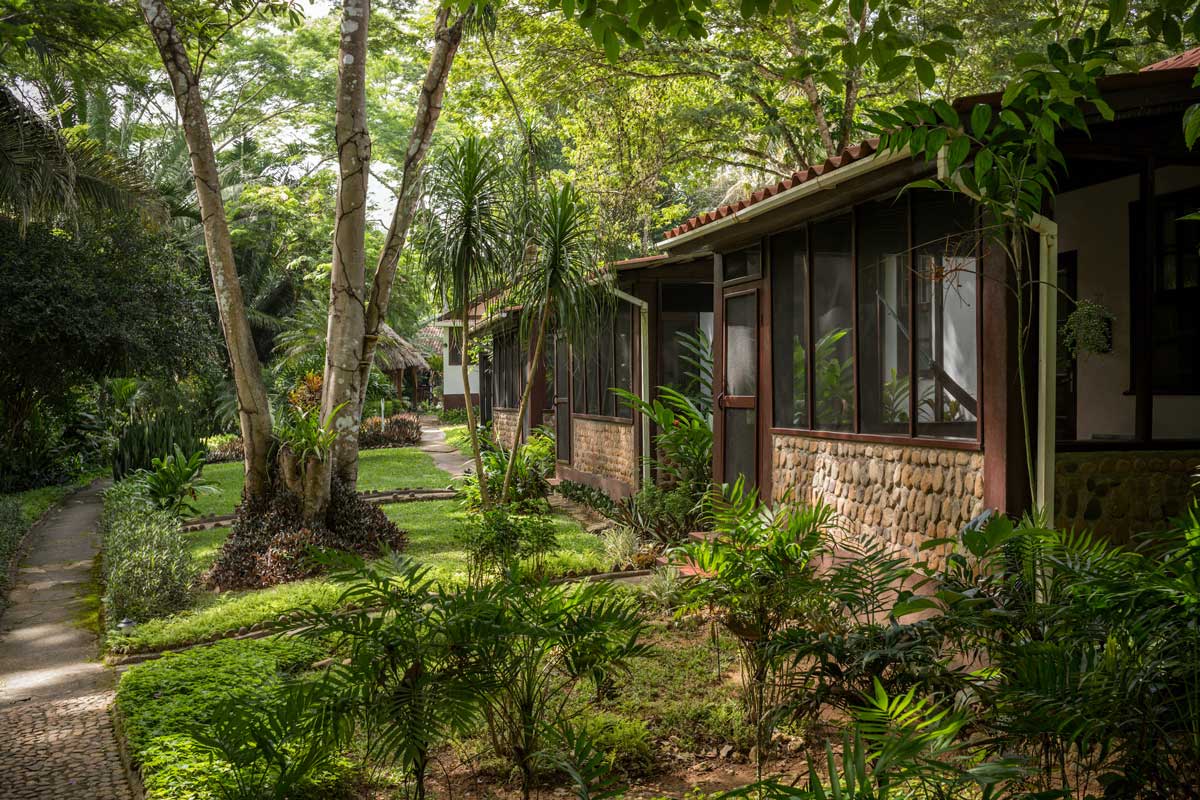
[436,406,473,425]
[140,444,215,516]
[576,711,654,776]
[463,427,554,513]
[102,481,196,624]
[112,410,202,480]
[204,479,407,590]
[357,413,422,448]
[0,497,29,606]
[558,480,699,547]
[601,526,642,571]
[203,434,243,464]
[642,566,686,612]
[462,507,558,585]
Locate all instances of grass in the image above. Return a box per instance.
[191,447,453,518]
[442,424,474,457]
[112,500,607,654]
[6,468,106,524]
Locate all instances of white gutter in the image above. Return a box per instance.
[938,154,1058,522]
[614,288,652,488]
[655,147,913,251]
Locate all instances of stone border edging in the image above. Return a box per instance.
[110,706,147,800]
[104,567,654,667]
[181,488,462,532]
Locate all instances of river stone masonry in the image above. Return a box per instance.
[571,417,638,491]
[772,434,985,570]
[1055,450,1200,542]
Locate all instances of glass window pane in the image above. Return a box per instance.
[724,293,757,396]
[914,191,979,439]
[811,214,854,431]
[723,245,761,282]
[723,408,756,486]
[615,303,633,418]
[771,229,808,428]
[857,198,910,435]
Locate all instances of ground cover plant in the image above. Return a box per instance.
[107,499,605,654]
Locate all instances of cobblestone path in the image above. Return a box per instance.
[0,482,133,800]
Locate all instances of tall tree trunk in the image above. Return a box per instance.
[139,0,273,502]
[346,6,466,475]
[500,307,549,505]
[319,0,372,511]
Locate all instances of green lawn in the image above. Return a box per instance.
[442,424,474,457]
[191,447,453,518]
[5,469,106,524]
[113,500,607,655]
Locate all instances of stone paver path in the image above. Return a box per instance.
[418,419,471,479]
[0,481,134,800]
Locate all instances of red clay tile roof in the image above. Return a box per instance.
[1142,47,1200,72]
[662,138,880,240]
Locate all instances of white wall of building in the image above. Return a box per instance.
[1055,165,1200,440]
[441,323,479,399]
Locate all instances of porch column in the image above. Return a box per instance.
[1134,156,1156,442]
[981,238,1033,515]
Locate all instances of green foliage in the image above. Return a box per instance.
[141,444,215,516]
[674,327,714,417]
[116,638,327,800]
[101,480,196,624]
[357,413,422,449]
[641,565,686,611]
[1060,298,1116,357]
[0,497,30,608]
[574,711,654,777]
[600,526,643,570]
[462,507,559,585]
[274,402,342,463]
[558,480,699,547]
[113,410,203,481]
[464,427,555,513]
[614,386,712,497]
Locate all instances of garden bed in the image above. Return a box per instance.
[113,617,803,800]
[107,500,609,656]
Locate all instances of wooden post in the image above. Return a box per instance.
[981,239,1033,515]
[1134,156,1156,442]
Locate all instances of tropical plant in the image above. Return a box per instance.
[601,526,643,570]
[679,480,839,767]
[478,577,650,800]
[112,410,203,481]
[187,681,347,800]
[425,135,512,508]
[290,553,496,799]
[675,327,714,418]
[461,507,559,585]
[500,182,602,504]
[613,386,712,498]
[464,427,555,514]
[140,444,215,516]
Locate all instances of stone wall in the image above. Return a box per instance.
[571,417,638,492]
[492,408,519,450]
[1055,450,1199,541]
[772,434,985,569]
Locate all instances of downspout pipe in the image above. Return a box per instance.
[939,152,1058,522]
[614,288,652,488]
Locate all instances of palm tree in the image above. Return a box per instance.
[499,182,603,505]
[425,135,512,508]
[0,85,156,231]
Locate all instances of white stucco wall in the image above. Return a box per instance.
[441,324,479,398]
[1055,166,1200,440]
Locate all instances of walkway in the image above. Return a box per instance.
[0,481,133,800]
[418,417,471,479]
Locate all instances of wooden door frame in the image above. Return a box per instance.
[714,272,766,489]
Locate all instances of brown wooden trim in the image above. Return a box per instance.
[1056,439,1200,452]
[722,395,755,409]
[713,253,726,484]
[556,463,636,499]
[571,412,636,426]
[906,194,917,437]
[805,222,815,430]
[769,426,982,451]
[760,235,774,500]
[850,205,861,434]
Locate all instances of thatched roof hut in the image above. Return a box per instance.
[374,323,430,405]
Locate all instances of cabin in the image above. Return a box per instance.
[481,255,714,497]
[433,315,480,410]
[486,53,1200,559]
